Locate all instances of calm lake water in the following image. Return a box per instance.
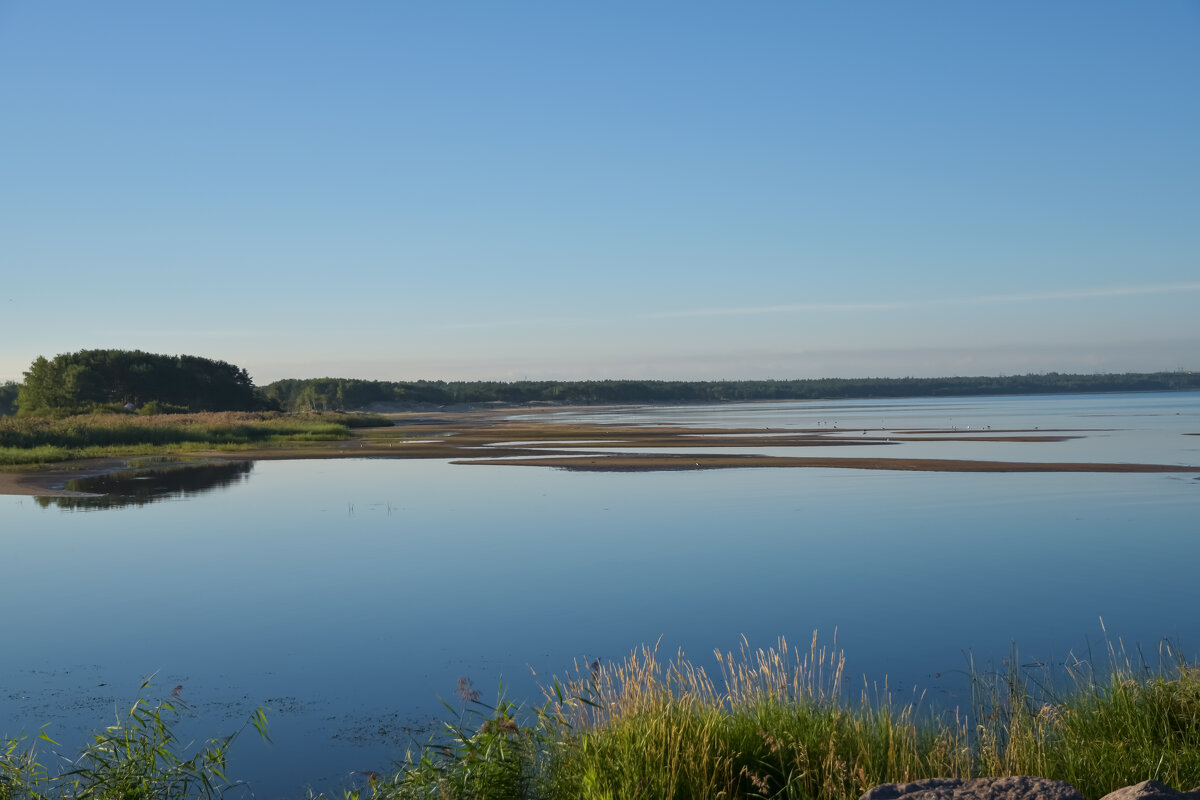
[3,392,1199,797]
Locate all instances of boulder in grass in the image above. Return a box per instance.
[1098,781,1200,800]
[861,777,1083,800]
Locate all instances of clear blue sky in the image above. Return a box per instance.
[2,1,1197,384]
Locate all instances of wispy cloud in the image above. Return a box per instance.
[645,301,908,318]
[642,281,1200,319]
[945,282,1200,305]
[431,315,584,332]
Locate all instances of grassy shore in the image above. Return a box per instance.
[0,411,392,466]
[4,635,1197,800]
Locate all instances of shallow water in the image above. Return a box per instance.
[2,391,1198,797]
[512,391,1200,465]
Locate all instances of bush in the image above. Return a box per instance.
[137,401,190,416]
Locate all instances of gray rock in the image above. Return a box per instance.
[1098,781,1200,800]
[861,777,1083,800]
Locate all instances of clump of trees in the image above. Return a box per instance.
[17,349,259,416]
[258,377,451,411]
[0,381,18,416]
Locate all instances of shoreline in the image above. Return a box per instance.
[3,404,1198,496]
[452,453,1200,473]
[0,455,261,497]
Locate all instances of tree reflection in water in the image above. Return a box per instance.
[36,461,253,510]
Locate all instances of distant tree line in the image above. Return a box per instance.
[5,349,1196,418]
[15,349,258,416]
[258,371,1200,412]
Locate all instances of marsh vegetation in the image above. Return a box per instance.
[0,411,391,466]
[3,636,1197,800]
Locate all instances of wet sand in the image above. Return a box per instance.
[451,454,1200,473]
[2,408,1196,496]
[0,459,137,497]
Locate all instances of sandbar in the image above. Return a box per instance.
[2,408,1196,497]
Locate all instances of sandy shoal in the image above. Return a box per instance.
[2,409,1196,496]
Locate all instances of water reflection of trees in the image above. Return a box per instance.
[36,461,253,510]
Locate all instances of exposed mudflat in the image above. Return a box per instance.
[2,406,1196,496]
[451,453,1200,473]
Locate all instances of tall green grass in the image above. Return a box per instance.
[531,635,967,800]
[3,634,1197,800]
[968,631,1200,799]
[0,411,392,463]
[0,679,269,800]
[0,445,71,465]
[368,632,1200,800]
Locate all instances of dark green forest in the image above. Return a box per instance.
[258,371,1200,412]
[0,381,18,416]
[15,349,258,416]
[3,348,1197,418]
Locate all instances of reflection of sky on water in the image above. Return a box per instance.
[509,391,1200,464]
[514,431,1193,465]
[2,392,1198,798]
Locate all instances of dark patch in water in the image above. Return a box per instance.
[36,461,253,510]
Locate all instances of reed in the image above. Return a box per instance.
[969,628,1200,799]
[367,632,1199,800]
[0,411,391,462]
[0,445,71,465]
[3,634,1197,800]
[535,634,970,800]
[0,679,269,800]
